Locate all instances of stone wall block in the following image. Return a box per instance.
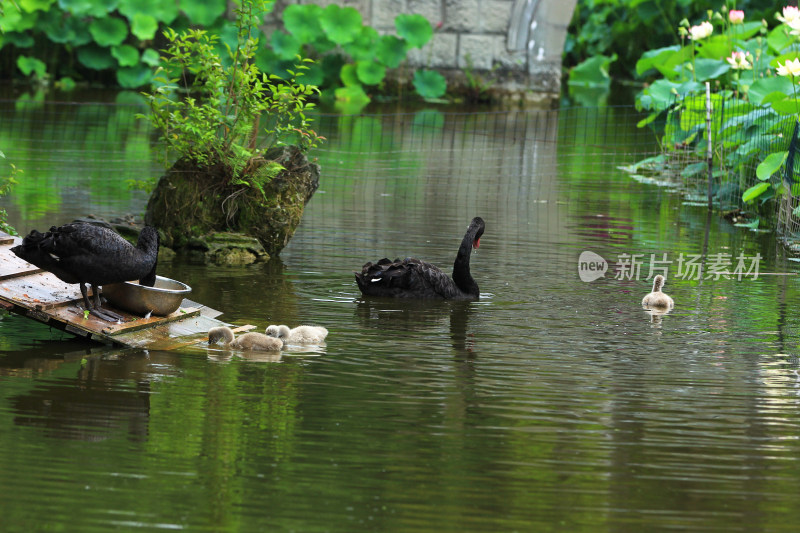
[408,0,443,26]
[370,0,406,29]
[444,0,480,32]
[483,1,514,33]
[458,34,501,70]
[406,32,458,67]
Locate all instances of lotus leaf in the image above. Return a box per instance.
[742,181,771,203]
[356,60,385,86]
[412,69,447,100]
[4,32,34,47]
[271,31,301,60]
[748,77,794,106]
[118,0,177,24]
[376,35,407,69]
[635,45,680,76]
[334,85,370,114]
[214,21,240,66]
[89,17,128,47]
[696,35,732,60]
[131,13,157,40]
[59,0,117,17]
[56,77,76,91]
[320,5,362,45]
[141,48,160,67]
[395,14,432,49]
[568,54,615,88]
[255,42,280,76]
[181,0,227,27]
[17,55,46,77]
[0,4,38,33]
[692,58,729,82]
[282,4,323,43]
[768,25,794,54]
[77,44,116,70]
[117,63,152,88]
[344,26,379,62]
[19,0,55,12]
[38,11,92,46]
[112,44,139,67]
[756,151,788,181]
[339,63,360,87]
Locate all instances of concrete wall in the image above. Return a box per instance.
[266,0,578,100]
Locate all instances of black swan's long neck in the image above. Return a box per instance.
[451,222,482,297]
[137,226,160,287]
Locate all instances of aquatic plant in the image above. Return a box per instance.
[0,0,443,105]
[270,5,443,111]
[632,4,800,214]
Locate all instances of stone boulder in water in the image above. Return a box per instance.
[145,146,319,259]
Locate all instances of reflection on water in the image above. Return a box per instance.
[2,103,800,531]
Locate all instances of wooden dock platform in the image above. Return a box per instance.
[0,231,253,349]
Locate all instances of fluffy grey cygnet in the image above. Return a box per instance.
[265,324,328,344]
[641,275,674,309]
[208,326,283,351]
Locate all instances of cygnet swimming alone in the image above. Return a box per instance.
[208,326,283,351]
[265,324,328,344]
[641,275,674,309]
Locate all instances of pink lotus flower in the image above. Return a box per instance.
[777,6,800,24]
[777,57,800,77]
[689,21,714,40]
[726,51,752,70]
[729,10,744,24]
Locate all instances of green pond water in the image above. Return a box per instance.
[1,98,800,532]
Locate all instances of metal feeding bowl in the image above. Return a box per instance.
[102,275,192,316]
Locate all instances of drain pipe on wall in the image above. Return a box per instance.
[706,81,713,211]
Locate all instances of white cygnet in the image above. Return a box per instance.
[641,275,674,310]
[265,324,328,344]
[208,326,283,351]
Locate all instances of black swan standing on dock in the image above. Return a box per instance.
[11,223,159,321]
[355,217,485,299]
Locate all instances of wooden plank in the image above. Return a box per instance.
[0,233,235,350]
[0,231,13,245]
[110,318,253,350]
[1,271,87,307]
[182,298,224,319]
[102,307,200,335]
[0,236,48,280]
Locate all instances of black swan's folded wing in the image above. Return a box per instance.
[355,257,459,298]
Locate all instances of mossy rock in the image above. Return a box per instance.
[186,232,269,265]
[145,146,319,257]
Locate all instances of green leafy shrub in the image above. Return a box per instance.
[140,0,322,189]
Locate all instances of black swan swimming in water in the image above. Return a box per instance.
[11,223,159,321]
[355,217,485,299]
